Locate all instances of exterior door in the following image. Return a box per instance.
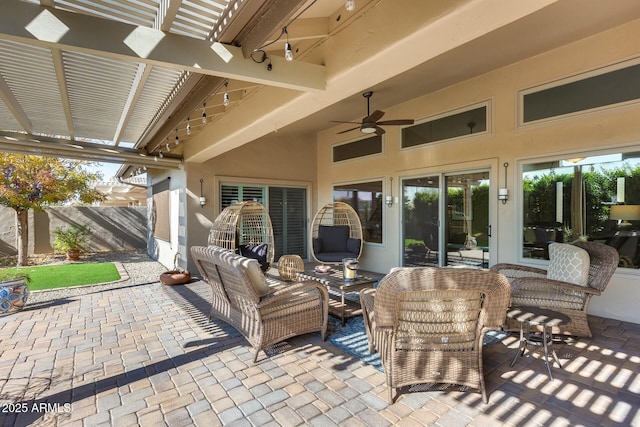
[444,171,490,267]
[269,187,307,261]
[402,170,490,267]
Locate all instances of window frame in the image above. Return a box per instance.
[517,56,640,128]
[518,147,640,271]
[400,100,491,151]
[333,179,385,245]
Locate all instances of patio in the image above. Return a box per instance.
[0,254,638,426]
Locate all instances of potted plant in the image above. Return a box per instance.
[53,224,91,261]
[0,270,30,315]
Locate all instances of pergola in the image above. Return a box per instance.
[2,0,640,179]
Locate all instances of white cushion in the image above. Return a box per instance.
[239,257,270,297]
[547,243,590,286]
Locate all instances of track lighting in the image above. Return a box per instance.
[346,0,355,11]
[284,27,293,61]
[202,102,207,124]
[223,81,230,107]
[186,117,191,135]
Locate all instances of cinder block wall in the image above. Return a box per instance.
[0,206,147,255]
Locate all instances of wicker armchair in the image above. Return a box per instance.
[311,202,363,264]
[491,241,619,337]
[191,245,329,362]
[360,267,511,404]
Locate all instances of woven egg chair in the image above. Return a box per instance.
[311,201,363,264]
[208,201,275,270]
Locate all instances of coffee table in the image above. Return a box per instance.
[507,306,571,380]
[298,268,381,326]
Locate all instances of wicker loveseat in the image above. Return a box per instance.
[360,267,511,403]
[491,241,619,337]
[190,245,329,362]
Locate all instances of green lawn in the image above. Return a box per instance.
[0,263,121,291]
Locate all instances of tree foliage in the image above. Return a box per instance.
[0,153,106,265]
[0,154,105,210]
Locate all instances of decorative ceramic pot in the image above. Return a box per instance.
[160,270,191,285]
[0,279,29,315]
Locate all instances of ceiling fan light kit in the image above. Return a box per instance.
[333,91,415,136]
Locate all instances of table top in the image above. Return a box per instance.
[299,268,380,291]
[507,306,571,327]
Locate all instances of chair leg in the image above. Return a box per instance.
[253,349,261,363]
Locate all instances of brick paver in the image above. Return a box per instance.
[0,278,639,426]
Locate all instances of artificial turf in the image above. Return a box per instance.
[0,262,121,291]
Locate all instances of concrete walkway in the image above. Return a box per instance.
[0,277,639,426]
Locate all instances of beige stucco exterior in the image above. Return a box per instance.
[152,15,640,325]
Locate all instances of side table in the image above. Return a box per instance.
[507,306,571,380]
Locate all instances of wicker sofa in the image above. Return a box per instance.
[190,245,329,362]
[360,267,511,403]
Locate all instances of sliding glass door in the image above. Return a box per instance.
[402,170,490,267]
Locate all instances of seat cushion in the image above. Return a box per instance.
[318,225,349,253]
[547,242,590,286]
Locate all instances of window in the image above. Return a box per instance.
[333,135,382,162]
[402,104,487,149]
[522,152,640,269]
[521,61,640,124]
[221,184,264,208]
[333,181,383,243]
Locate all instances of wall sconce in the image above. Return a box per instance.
[199,178,206,208]
[386,177,394,207]
[498,188,508,204]
[499,162,509,204]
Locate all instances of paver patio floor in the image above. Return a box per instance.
[1,277,639,426]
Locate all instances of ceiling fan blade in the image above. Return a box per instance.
[337,126,360,134]
[375,126,386,136]
[377,119,415,125]
[330,120,362,124]
[366,110,385,123]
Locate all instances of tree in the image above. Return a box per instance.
[0,154,105,266]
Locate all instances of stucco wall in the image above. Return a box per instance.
[152,134,317,273]
[0,206,147,256]
[315,18,640,324]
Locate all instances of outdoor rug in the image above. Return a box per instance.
[327,315,509,372]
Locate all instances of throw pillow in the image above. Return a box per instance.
[547,242,590,286]
[240,243,269,271]
[239,258,270,297]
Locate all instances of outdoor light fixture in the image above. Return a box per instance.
[346,0,355,11]
[223,81,230,107]
[202,102,207,124]
[175,128,179,145]
[186,117,191,135]
[386,177,394,207]
[499,162,509,204]
[199,178,206,207]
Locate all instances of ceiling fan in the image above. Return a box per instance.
[332,91,415,135]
